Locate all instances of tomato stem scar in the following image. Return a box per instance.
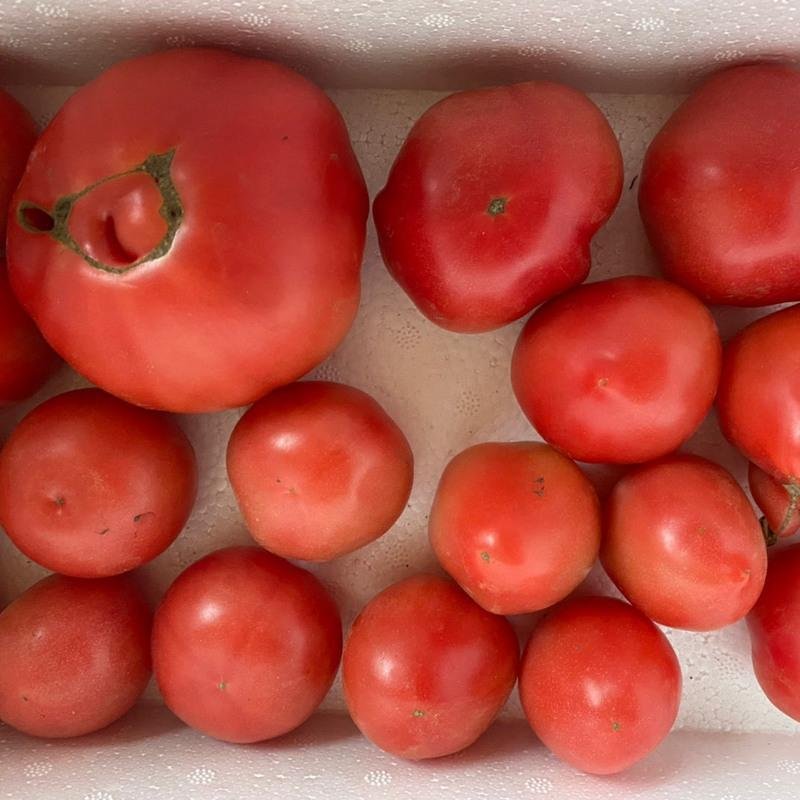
[486,197,507,216]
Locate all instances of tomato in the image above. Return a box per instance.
[227,381,413,561]
[429,441,600,614]
[602,454,766,631]
[0,573,151,738]
[640,64,800,306]
[520,596,681,775]
[0,89,36,228]
[6,48,368,412]
[0,388,197,577]
[343,574,518,759]
[747,543,800,721]
[152,546,341,743]
[718,305,800,489]
[373,82,622,332]
[511,275,721,464]
[749,461,800,542]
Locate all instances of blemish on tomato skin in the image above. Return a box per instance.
[480,551,491,563]
[611,720,621,732]
[411,709,425,718]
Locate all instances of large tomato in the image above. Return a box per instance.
[640,65,800,306]
[429,441,600,614]
[747,543,800,721]
[227,381,413,561]
[342,574,518,759]
[512,275,721,464]
[602,455,767,631]
[152,546,341,743]
[0,388,197,577]
[6,48,368,412]
[520,596,681,775]
[0,573,151,738]
[373,82,622,332]
[749,462,800,542]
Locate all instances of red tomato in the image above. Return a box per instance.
[6,49,368,412]
[747,543,800,721]
[0,573,151,738]
[0,388,197,577]
[373,82,622,332]
[227,381,413,561]
[512,275,721,464]
[520,596,681,775]
[429,441,600,614]
[342,574,518,759]
[0,89,36,230]
[749,461,800,542]
[602,455,767,631]
[640,65,800,306]
[152,546,341,743]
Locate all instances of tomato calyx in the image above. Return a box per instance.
[16,149,183,275]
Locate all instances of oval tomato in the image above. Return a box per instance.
[520,595,681,775]
[512,275,721,464]
[0,388,197,577]
[152,546,341,743]
[6,48,368,412]
[429,441,600,614]
[747,543,800,721]
[342,574,518,759]
[749,461,800,542]
[0,573,151,738]
[602,454,766,631]
[227,381,413,561]
[640,64,800,306]
[373,82,622,332]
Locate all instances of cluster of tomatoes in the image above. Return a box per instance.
[2,48,800,778]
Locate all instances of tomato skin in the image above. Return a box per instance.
[602,455,766,631]
[342,574,518,760]
[640,65,800,306]
[747,543,800,721]
[0,573,151,738]
[749,462,800,540]
[374,82,622,332]
[512,276,721,464]
[152,546,342,743]
[0,88,36,233]
[0,388,197,577]
[429,442,600,614]
[6,48,368,412]
[227,381,413,561]
[520,596,681,775]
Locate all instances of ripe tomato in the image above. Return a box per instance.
[0,89,36,228]
[342,575,518,759]
[373,82,622,332]
[152,546,341,743]
[429,441,600,614]
[520,596,681,775]
[640,65,800,306]
[512,275,721,464]
[0,388,197,577]
[227,381,413,561]
[602,455,767,631]
[749,462,800,542]
[6,48,368,412]
[747,543,800,721]
[0,573,151,738]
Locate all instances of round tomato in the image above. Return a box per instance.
[747,543,800,721]
[342,574,518,759]
[6,48,368,412]
[520,596,681,775]
[749,461,800,542]
[429,441,600,614]
[0,573,151,738]
[511,275,721,464]
[640,64,800,306]
[602,454,767,631]
[152,546,341,743]
[0,388,197,577]
[373,81,622,332]
[227,381,413,561]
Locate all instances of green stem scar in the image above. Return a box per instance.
[17,149,183,275]
[486,197,507,217]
